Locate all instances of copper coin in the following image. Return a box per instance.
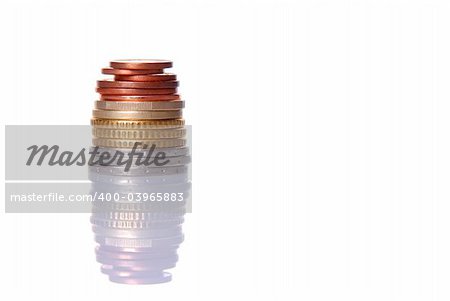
[100,94,180,101]
[114,73,177,82]
[102,68,164,75]
[96,88,177,95]
[110,59,172,70]
[97,79,178,89]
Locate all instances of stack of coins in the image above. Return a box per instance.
[89,59,191,284]
[93,59,185,148]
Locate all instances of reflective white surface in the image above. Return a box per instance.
[2,0,450,300]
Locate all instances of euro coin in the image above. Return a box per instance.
[92,109,182,120]
[102,68,164,75]
[97,79,178,89]
[96,88,177,95]
[95,100,184,111]
[100,94,180,101]
[114,74,177,82]
[110,59,172,70]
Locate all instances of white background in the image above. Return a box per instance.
[1,0,450,300]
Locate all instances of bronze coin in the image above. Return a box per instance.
[100,94,180,101]
[101,68,164,75]
[97,79,179,89]
[96,87,177,95]
[114,73,177,82]
[110,59,172,70]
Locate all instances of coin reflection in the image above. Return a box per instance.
[89,132,191,285]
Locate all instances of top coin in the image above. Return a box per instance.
[102,68,164,75]
[110,59,173,70]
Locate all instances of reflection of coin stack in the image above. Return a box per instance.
[89,59,191,284]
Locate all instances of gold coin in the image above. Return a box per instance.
[94,100,184,111]
[92,127,186,139]
[92,109,182,120]
[92,137,186,148]
[91,118,185,129]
